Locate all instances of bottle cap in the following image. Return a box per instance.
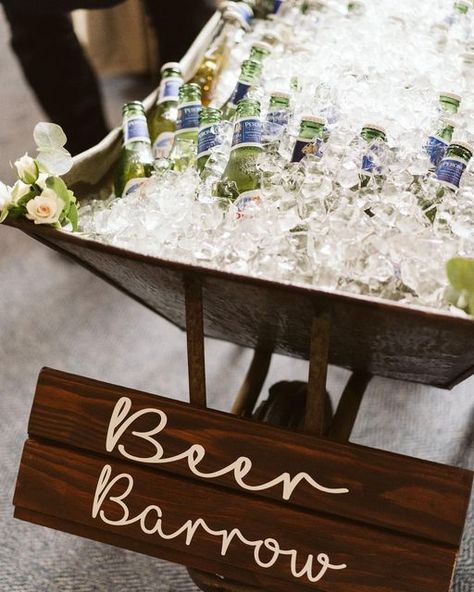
[270,91,291,100]
[462,51,474,63]
[449,140,473,154]
[439,91,462,102]
[161,62,181,72]
[455,0,471,9]
[440,117,457,127]
[362,123,387,136]
[301,115,327,125]
[251,41,273,53]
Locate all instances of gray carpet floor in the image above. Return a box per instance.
[0,9,473,592]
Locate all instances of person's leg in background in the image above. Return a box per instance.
[143,0,215,66]
[1,1,110,155]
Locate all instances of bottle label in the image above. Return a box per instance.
[123,177,147,197]
[273,0,284,14]
[234,190,262,216]
[176,101,201,133]
[232,117,262,149]
[267,110,289,127]
[198,124,221,158]
[425,135,448,166]
[291,138,322,162]
[436,156,468,189]
[158,77,183,104]
[153,131,175,159]
[361,143,385,175]
[124,115,150,145]
[229,81,251,109]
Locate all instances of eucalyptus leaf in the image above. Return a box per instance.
[0,208,9,223]
[446,257,474,292]
[45,176,73,211]
[33,122,67,150]
[37,147,73,176]
[16,190,37,208]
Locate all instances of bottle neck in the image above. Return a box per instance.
[122,111,151,146]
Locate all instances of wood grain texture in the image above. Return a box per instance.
[14,439,462,592]
[26,368,473,547]
[6,217,474,388]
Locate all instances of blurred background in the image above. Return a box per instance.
[0,1,473,591]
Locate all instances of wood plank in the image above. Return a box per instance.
[14,439,460,592]
[28,367,473,547]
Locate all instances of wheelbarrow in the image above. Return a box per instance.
[8,11,474,592]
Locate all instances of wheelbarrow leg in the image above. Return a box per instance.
[303,312,331,436]
[328,371,372,442]
[231,349,273,417]
[184,276,207,408]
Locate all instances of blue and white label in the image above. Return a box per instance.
[124,115,150,145]
[361,143,384,175]
[234,3,253,24]
[273,0,284,14]
[176,101,201,133]
[153,131,174,158]
[291,138,322,163]
[436,156,468,189]
[234,190,261,215]
[198,124,221,158]
[229,81,251,109]
[267,109,289,127]
[425,135,448,167]
[158,77,183,104]
[232,117,262,149]
[123,177,146,197]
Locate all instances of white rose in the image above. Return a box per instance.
[26,188,64,225]
[0,181,12,212]
[14,153,39,185]
[10,180,31,204]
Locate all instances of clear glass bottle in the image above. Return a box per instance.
[169,83,202,172]
[197,107,223,174]
[217,98,263,209]
[191,7,250,107]
[221,59,263,121]
[114,101,154,197]
[149,62,183,159]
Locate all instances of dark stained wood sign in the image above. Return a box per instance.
[14,368,473,592]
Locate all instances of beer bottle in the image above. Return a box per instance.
[249,41,272,62]
[217,97,263,209]
[359,123,387,188]
[266,91,291,128]
[438,92,462,115]
[435,141,473,191]
[169,84,202,172]
[191,6,251,106]
[197,107,223,174]
[290,116,326,163]
[425,117,456,168]
[114,101,154,197]
[221,59,263,121]
[149,62,183,159]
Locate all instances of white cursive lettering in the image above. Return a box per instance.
[106,398,349,500]
[92,465,347,584]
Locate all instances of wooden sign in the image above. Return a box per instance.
[14,368,473,592]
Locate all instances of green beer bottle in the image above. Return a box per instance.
[114,101,154,197]
[221,59,263,121]
[438,92,462,115]
[290,116,325,163]
[359,123,387,188]
[169,83,202,172]
[266,91,291,128]
[435,141,473,191]
[197,107,223,174]
[217,98,263,209]
[425,117,456,168]
[249,41,272,62]
[149,62,183,159]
